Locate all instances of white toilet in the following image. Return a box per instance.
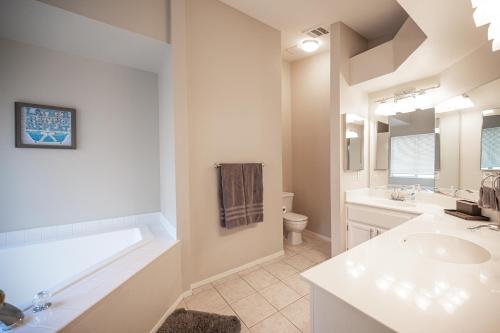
[282,192,308,245]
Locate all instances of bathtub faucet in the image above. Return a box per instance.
[0,290,24,331]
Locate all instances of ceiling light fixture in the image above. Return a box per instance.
[299,39,320,53]
[435,94,474,113]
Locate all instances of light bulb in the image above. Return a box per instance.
[394,96,416,113]
[375,101,395,116]
[299,39,320,53]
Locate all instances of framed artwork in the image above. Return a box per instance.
[15,102,76,149]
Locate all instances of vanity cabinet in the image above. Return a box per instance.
[346,204,418,249]
[347,222,387,249]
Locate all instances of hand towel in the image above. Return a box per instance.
[479,186,497,210]
[218,164,247,228]
[243,163,264,224]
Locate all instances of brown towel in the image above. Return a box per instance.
[243,163,264,224]
[478,186,497,210]
[218,164,247,229]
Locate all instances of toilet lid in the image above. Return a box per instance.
[283,212,307,222]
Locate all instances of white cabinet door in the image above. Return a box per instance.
[347,221,373,249]
[375,227,388,236]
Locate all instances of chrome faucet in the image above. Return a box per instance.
[390,185,416,201]
[0,290,24,331]
[468,224,500,232]
[434,187,475,198]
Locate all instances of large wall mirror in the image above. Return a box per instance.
[374,77,500,192]
[388,109,436,188]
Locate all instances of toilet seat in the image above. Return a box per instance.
[283,212,307,222]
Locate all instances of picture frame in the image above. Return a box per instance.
[15,102,76,149]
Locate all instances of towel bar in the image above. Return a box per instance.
[214,163,265,168]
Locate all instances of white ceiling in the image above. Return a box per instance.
[0,0,168,73]
[356,0,489,93]
[219,0,408,62]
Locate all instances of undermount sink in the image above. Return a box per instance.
[371,198,417,208]
[402,233,491,264]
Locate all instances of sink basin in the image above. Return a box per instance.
[371,198,417,208]
[402,233,491,264]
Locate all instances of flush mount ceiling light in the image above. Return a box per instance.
[299,39,320,53]
[471,0,500,52]
[435,94,474,113]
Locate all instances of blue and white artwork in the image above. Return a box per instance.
[18,105,75,148]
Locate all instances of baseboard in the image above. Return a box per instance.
[150,250,285,332]
[303,229,331,242]
[190,250,285,289]
[149,289,193,333]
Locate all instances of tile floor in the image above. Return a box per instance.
[178,232,331,333]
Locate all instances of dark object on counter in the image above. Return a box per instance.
[444,209,490,221]
[456,200,482,216]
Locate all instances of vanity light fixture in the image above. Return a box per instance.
[375,101,396,116]
[299,39,320,53]
[345,129,359,139]
[375,85,438,116]
[394,95,416,114]
[482,109,495,115]
[435,94,474,113]
[415,91,434,110]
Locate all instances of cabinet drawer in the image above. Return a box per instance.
[347,204,418,230]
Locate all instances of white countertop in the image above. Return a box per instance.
[302,191,500,333]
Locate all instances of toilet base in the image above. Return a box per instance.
[286,231,303,245]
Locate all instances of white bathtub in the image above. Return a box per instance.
[0,226,153,310]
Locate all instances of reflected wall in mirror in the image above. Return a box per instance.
[388,109,436,188]
[344,114,364,171]
[375,121,389,170]
[481,109,500,170]
[435,78,500,191]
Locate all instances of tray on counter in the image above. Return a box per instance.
[444,209,490,221]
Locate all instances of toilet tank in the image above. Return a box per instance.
[282,192,294,213]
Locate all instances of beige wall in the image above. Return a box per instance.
[38,0,170,42]
[290,52,331,237]
[282,61,293,192]
[61,243,183,333]
[184,0,283,282]
[170,0,193,291]
[331,22,370,255]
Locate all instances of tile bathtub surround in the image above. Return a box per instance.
[0,212,166,249]
[182,233,331,332]
[8,218,176,333]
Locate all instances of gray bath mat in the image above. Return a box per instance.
[157,308,241,333]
